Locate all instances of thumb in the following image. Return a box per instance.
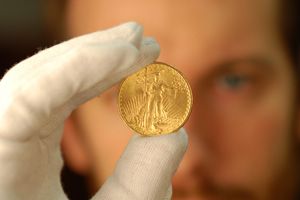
[92,128,188,200]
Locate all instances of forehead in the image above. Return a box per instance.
[67,0,279,35]
[66,0,283,71]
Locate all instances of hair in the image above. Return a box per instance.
[280,0,300,67]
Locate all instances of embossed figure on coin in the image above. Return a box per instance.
[118,62,192,136]
[142,69,173,132]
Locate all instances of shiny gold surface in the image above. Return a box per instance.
[118,62,193,136]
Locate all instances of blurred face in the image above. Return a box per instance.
[63,0,300,199]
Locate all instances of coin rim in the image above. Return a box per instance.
[118,61,193,136]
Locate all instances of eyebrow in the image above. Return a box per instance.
[216,56,275,73]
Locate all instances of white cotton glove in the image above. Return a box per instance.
[0,22,188,200]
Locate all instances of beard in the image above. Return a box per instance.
[172,118,300,200]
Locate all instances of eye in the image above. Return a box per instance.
[220,74,249,90]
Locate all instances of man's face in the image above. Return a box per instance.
[64,0,299,199]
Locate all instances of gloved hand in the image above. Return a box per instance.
[0,22,188,200]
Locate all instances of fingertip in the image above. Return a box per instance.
[176,128,189,151]
[127,37,160,74]
[109,21,144,48]
[141,37,160,57]
[117,21,143,32]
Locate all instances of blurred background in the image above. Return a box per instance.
[0,0,65,77]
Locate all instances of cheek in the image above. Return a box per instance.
[188,86,295,188]
[223,115,288,192]
[211,103,289,158]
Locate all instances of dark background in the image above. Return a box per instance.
[0,0,64,77]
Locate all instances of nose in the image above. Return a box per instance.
[158,48,212,192]
[172,75,214,192]
[172,122,208,193]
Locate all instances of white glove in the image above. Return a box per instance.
[0,22,188,200]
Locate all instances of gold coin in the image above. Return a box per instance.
[118,62,193,136]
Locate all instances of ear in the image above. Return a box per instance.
[61,114,90,175]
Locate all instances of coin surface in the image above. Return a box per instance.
[118,62,192,136]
